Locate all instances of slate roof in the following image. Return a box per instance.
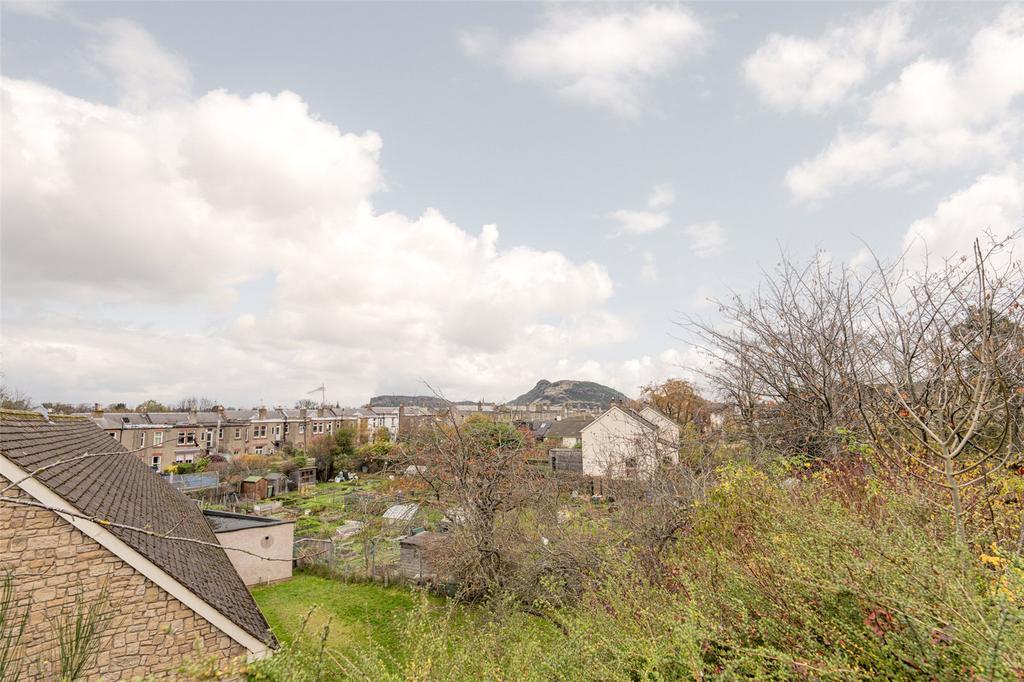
[222,409,258,421]
[400,530,442,548]
[620,406,659,431]
[204,510,293,533]
[582,405,659,433]
[0,411,275,647]
[544,417,594,439]
[337,408,374,418]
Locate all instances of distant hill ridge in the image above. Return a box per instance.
[368,395,452,408]
[510,379,627,409]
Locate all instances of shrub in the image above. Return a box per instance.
[339,462,1024,680]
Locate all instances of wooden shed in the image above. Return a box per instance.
[549,447,583,472]
[289,466,316,491]
[240,475,268,500]
[265,472,288,497]
[399,531,442,581]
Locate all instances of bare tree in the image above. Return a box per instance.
[686,251,870,459]
[0,385,33,411]
[174,396,218,411]
[851,238,1023,545]
[404,414,544,599]
[686,234,1023,545]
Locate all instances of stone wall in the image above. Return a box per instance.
[0,481,249,679]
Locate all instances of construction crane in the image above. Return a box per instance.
[307,383,326,408]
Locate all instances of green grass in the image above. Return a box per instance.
[252,573,419,665]
[272,479,381,510]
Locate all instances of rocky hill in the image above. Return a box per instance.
[367,395,452,409]
[509,379,627,409]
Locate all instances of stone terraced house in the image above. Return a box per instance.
[0,410,276,679]
[83,404,388,467]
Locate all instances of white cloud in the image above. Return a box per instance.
[743,4,916,113]
[571,346,709,397]
[3,1,66,19]
[461,5,707,117]
[609,209,670,235]
[639,251,659,284]
[609,183,675,235]
[785,6,1024,202]
[902,163,1023,266]
[91,19,192,111]
[646,183,676,210]
[685,221,726,258]
[688,285,716,310]
[0,22,629,405]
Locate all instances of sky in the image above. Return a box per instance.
[1,1,1022,408]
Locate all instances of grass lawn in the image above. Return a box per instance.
[252,573,422,666]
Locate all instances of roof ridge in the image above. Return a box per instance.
[0,408,88,422]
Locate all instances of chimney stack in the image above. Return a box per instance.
[258,407,267,420]
[92,403,103,418]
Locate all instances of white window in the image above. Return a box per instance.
[218,428,224,438]
[150,455,160,471]
[234,428,241,440]
[136,432,145,448]
[154,432,164,446]
[255,446,264,455]
[299,424,305,434]
[178,431,195,445]
[254,425,267,438]
[204,430,213,443]
[272,425,281,436]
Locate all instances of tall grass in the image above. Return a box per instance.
[54,585,114,681]
[0,570,28,682]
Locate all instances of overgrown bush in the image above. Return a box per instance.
[258,460,1023,680]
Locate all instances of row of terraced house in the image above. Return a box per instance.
[80,405,436,472]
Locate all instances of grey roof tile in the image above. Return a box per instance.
[0,413,275,647]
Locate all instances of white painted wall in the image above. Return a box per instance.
[639,406,681,464]
[581,407,657,479]
[215,522,294,586]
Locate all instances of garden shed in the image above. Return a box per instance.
[399,531,442,580]
[265,472,288,496]
[241,475,268,500]
[549,447,583,472]
[290,465,317,491]
[382,502,419,525]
